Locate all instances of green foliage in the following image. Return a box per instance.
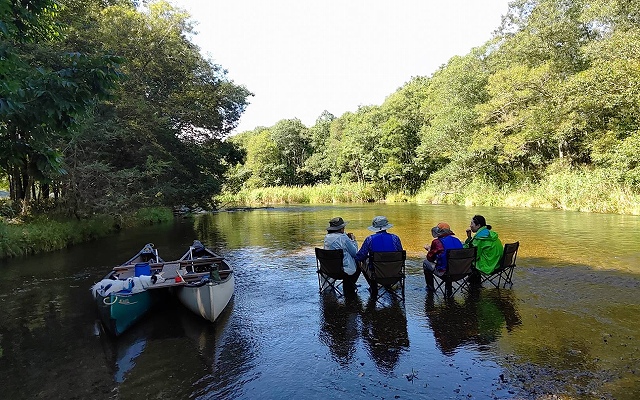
[415,54,488,183]
[414,161,640,214]
[0,207,173,259]
[0,198,19,219]
[301,111,336,183]
[1,0,125,210]
[58,1,250,213]
[1,0,251,217]
[216,183,382,205]
[128,207,173,226]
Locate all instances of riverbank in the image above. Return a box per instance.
[0,207,173,259]
[216,169,640,215]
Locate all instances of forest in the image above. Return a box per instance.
[223,0,640,214]
[2,0,640,223]
[1,0,251,220]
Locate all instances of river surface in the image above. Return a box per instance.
[1,204,639,399]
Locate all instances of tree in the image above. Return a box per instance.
[269,118,311,185]
[376,77,427,192]
[413,53,489,186]
[57,0,251,214]
[302,110,336,183]
[560,27,640,184]
[0,0,123,213]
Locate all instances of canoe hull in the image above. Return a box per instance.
[96,290,158,336]
[176,274,234,322]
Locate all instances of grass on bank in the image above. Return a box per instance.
[216,168,640,215]
[216,183,384,205]
[0,207,173,259]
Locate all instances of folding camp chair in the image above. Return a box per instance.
[481,242,519,288]
[316,248,349,296]
[433,247,477,298]
[362,250,406,304]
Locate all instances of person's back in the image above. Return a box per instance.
[322,217,360,295]
[434,234,463,271]
[323,217,358,274]
[369,230,400,252]
[355,216,403,268]
[423,222,462,289]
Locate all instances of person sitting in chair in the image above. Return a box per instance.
[355,216,403,292]
[464,215,503,276]
[324,217,360,292]
[355,216,403,267]
[422,222,463,290]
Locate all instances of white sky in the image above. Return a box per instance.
[168,0,512,134]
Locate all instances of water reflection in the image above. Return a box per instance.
[96,299,239,397]
[425,288,522,356]
[361,298,410,374]
[318,292,362,365]
[318,290,410,374]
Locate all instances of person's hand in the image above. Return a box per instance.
[466,228,472,238]
[347,233,355,240]
[424,245,431,251]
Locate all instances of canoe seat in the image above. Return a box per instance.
[160,263,181,279]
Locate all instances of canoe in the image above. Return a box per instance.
[92,243,166,336]
[174,240,235,322]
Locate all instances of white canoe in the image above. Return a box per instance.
[176,270,234,322]
[176,241,234,322]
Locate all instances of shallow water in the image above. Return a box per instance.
[0,204,639,399]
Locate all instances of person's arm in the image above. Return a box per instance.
[344,234,358,258]
[355,236,371,262]
[393,234,403,251]
[463,229,474,247]
[426,238,443,262]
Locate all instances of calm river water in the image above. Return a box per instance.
[1,204,639,399]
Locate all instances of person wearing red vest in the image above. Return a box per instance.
[423,222,463,290]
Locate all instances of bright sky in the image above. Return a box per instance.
[169,0,512,134]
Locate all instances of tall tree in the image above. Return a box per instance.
[269,118,311,185]
[0,0,123,213]
[58,0,251,214]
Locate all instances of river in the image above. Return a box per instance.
[0,204,639,399]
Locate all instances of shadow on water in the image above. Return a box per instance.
[424,287,522,356]
[319,290,410,375]
[319,292,362,365]
[360,297,410,375]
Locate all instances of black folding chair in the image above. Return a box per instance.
[362,250,406,304]
[433,247,477,298]
[316,248,348,296]
[481,242,519,288]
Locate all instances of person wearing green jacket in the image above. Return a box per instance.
[464,215,503,275]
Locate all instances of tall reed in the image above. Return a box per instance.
[216,183,383,206]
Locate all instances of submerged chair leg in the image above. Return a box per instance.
[445,281,453,298]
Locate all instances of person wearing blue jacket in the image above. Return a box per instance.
[355,216,404,269]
